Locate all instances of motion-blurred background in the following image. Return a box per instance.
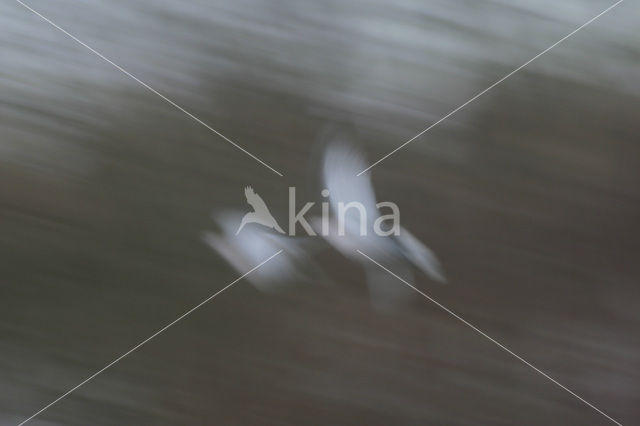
[1,0,639,424]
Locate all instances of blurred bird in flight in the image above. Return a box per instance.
[317,138,446,310]
[203,211,313,292]
[203,136,446,309]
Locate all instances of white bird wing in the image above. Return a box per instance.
[396,226,446,283]
[204,211,318,291]
[323,141,379,230]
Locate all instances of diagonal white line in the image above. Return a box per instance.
[17,250,283,426]
[14,0,284,177]
[356,249,623,426]
[357,0,624,176]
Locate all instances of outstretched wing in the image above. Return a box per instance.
[244,186,270,214]
[396,226,446,283]
[323,140,379,228]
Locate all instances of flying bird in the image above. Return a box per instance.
[236,186,285,235]
[203,211,320,292]
[317,139,446,310]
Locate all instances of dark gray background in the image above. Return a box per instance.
[1,0,638,424]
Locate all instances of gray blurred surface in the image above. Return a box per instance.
[1,0,639,424]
